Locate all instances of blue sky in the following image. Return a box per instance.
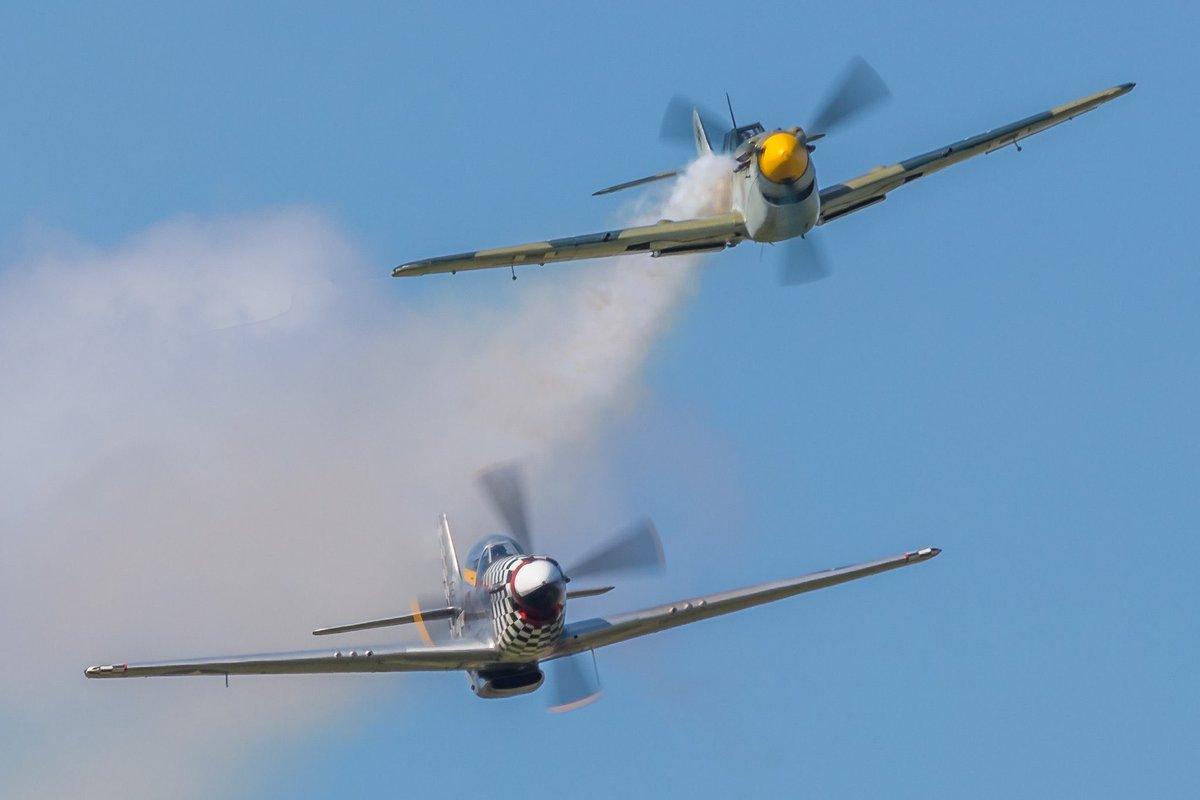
[2,2,1197,798]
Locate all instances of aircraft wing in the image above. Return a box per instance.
[549,547,940,658]
[85,640,500,679]
[393,212,747,277]
[817,82,1134,225]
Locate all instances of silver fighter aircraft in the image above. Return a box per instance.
[394,59,1133,284]
[86,465,941,711]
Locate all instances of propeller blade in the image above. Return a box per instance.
[780,235,831,286]
[808,56,891,137]
[477,463,533,552]
[547,651,602,713]
[659,94,728,147]
[407,592,459,645]
[565,519,664,580]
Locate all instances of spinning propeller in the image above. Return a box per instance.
[477,463,664,582]
[547,650,604,713]
[779,235,831,286]
[477,463,533,552]
[659,57,890,154]
[780,56,889,285]
[659,94,730,149]
[806,56,891,142]
[661,56,891,286]
[477,462,664,711]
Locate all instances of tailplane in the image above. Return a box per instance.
[307,516,466,642]
[591,104,712,197]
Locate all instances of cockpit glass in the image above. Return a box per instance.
[467,536,522,575]
[739,123,765,141]
[723,123,767,153]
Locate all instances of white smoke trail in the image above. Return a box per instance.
[0,158,733,797]
[469,153,736,449]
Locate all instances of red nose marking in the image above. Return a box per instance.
[508,558,562,624]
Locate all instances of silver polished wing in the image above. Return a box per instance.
[548,547,940,659]
[86,641,500,679]
[817,83,1134,224]
[87,549,940,679]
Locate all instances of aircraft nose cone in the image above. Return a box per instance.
[512,558,565,613]
[758,131,809,184]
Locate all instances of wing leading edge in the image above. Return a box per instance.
[86,548,940,679]
[817,82,1134,224]
[85,641,500,679]
[393,212,747,277]
[549,547,940,659]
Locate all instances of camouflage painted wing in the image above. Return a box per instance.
[85,640,501,679]
[393,212,747,277]
[817,82,1134,224]
[547,547,940,659]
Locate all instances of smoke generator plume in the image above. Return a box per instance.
[0,155,733,798]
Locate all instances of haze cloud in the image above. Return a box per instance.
[0,157,732,797]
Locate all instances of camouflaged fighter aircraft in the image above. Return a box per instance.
[86,464,940,711]
[393,59,1133,284]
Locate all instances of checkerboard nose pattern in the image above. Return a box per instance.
[487,556,567,658]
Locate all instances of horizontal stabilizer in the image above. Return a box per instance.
[312,606,458,637]
[566,586,614,599]
[592,170,678,196]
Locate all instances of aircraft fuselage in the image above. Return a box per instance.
[457,538,569,697]
[730,129,821,243]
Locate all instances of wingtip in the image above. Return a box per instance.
[85,663,127,678]
[905,547,941,562]
[393,261,429,277]
[548,689,604,714]
[394,262,443,277]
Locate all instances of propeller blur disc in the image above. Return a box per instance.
[809,56,891,138]
[660,94,729,147]
[477,463,533,552]
[565,519,665,580]
[780,236,832,286]
[547,651,602,713]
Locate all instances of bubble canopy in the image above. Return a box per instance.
[464,535,526,577]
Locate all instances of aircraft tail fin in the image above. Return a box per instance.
[438,514,464,639]
[692,108,713,157]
